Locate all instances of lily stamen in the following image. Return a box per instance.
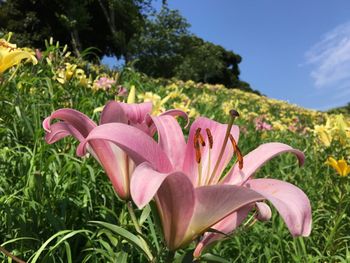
[194,128,205,186]
[205,128,213,149]
[194,128,204,163]
[204,128,213,185]
[208,110,239,184]
[229,134,244,169]
[195,128,206,147]
[0,40,15,51]
[194,139,201,163]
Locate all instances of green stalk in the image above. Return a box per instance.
[0,245,26,263]
[127,201,142,234]
[165,250,175,263]
[127,201,157,262]
[322,183,349,254]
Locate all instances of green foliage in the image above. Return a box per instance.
[174,36,256,92]
[0,0,151,58]
[328,102,350,115]
[130,6,190,78]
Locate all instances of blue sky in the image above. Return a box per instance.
[164,0,350,110]
[106,1,350,110]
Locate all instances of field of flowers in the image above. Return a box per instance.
[0,37,350,262]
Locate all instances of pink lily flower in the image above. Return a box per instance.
[76,110,311,255]
[43,100,186,200]
[94,77,115,90]
[254,116,272,131]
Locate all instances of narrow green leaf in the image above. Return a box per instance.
[201,253,230,263]
[90,221,153,261]
[30,230,90,263]
[139,204,151,227]
[64,241,72,263]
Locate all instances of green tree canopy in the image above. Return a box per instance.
[0,0,151,59]
[131,6,258,92]
[130,6,190,78]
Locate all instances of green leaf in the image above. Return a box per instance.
[29,229,90,263]
[139,204,151,227]
[89,221,153,261]
[200,253,230,263]
[173,250,194,263]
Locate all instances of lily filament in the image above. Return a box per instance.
[194,110,244,186]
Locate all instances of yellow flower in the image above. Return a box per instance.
[314,125,332,147]
[127,85,136,104]
[325,157,350,177]
[0,39,37,74]
[272,121,287,131]
[331,114,349,145]
[55,63,77,84]
[138,92,169,115]
[172,101,199,119]
[64,63,76,81]
[75,69,91,87]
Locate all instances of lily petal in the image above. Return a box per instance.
[45,122,84,143]
[245,178,312,236]
[255,202,272,221]
[91,140,134,199]
[118,102,152,124]
[146,115,187,170]
[182,185,264,247]
[183,117,239,185]
[100,101,128,124]
[130,162,172,209]
[155,171,195,250]
[223,143,305,185]
[43,108,96,138]
[160,109,190,128]
[76,123,173,173]
[0,50,37,74]
[193,205,252,257]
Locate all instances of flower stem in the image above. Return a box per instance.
[165,250,175,262]
[0,245,26,263]
[127,201,142,234]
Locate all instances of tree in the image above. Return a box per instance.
[89,0,152,61]
[130,7,256,92]
[130,5,190,78]
[175,36,243,88]
[0,0,151,59]
[0,0,257,93]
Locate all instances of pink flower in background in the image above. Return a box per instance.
[239,125,248,134]
[94,77,115,90]
[288,124,297,132]
[35,49,42,60]
[117,85,128,97]
[254,116,272,131]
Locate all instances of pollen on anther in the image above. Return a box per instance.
[229,109,240,118]
[205,128,213,149]
[229,134,244,169]
[195,128,206,147]
[194,140,201,163]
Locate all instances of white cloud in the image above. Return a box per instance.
[305,22,350,90]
